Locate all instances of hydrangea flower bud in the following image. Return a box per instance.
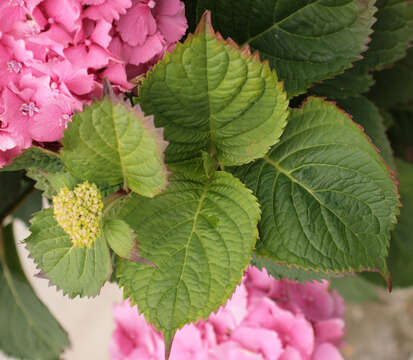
[53,181,104,248]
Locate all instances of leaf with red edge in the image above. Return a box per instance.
[232,97,399,278]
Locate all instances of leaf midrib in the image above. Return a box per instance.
[263,155,369,242]
[244,0,324,45]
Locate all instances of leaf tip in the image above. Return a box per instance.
[194,10,213,35]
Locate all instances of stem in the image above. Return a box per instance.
[33,145,61,158]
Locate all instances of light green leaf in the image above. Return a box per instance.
[192,0,376,97]
[358,0,413,72]
[251,254,326,283]
[368,47,413,108]
[104,219,152,265]
[139,12,289,168]
[61,97,168,198]
[233,97,399,276]
[25,209,112,298]
[116,172,260,349]
[0,224,69,359]
[337,97,395,170]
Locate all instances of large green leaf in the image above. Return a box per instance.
[139,12,289,169]
[61,97,168,198]
[191,0,376,97]
[0,171,34,221]
[25,209,112,298]
[233,97,399,276]
[368,47,413,108]
[388,110,413,161]
[251,254,326,283]
[116,172,260,352]
[358,0,413,72]
[337,97,395,170]
[364,159,413,288]
[0,224,69,359]
[310,64,374,99]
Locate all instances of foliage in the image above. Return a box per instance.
[1,1,413,358]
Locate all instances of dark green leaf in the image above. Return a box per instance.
[364,159,413,288]
[358,0,413,72]
[251,253,326,283]
[0,224,69,359]
[337,96,395,169]
[233,97,399,276]
[368,47,413,108]
[192,0,376,96]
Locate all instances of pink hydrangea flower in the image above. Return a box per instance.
[110,267,346,360]
[0,0,187,167]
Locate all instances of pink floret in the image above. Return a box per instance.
[0,0,187,167]
[110,267,346,360]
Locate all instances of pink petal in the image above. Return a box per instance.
[116,4,157,46]
[279,347,302,360]
[122,32,165,66]
[154,0,181,16]
[209,341,265,360]
[156,2,187,43]
[313,343,344,360]
[0,133,17,151]
[314,319,345,346]
[231,326,283,360]
[83,0,133,22]
[100,63,132,91]
[41,0,82,33]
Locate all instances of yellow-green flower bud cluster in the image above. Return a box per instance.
[53,181,104,248]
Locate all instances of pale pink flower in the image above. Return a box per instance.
[110,267,346,360]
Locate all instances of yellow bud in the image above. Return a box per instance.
[53,181,104,248]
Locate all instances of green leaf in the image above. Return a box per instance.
[139,11,289,168]
[0,224,69,359]
[14,190,43,226]
[104,219,152,265]
[251,253,326,283]
[0,147,64,173]
[232,97,399,276]
[61,97,168,198]
[357,0,413,72]
[330,276,380,303]
[310,64,374,99]
[116,172,260,349]
[337,97,395,170]
[364,159,413,288]
[0,171,34,221]
[388,110,413,161]
[368,47,413,108]
[192,0,376,97]
[25,209,112,298]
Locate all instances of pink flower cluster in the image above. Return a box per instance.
[110,267,346,360]
[0,0,187,167]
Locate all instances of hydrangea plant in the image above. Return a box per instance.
[0,0,412,359]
